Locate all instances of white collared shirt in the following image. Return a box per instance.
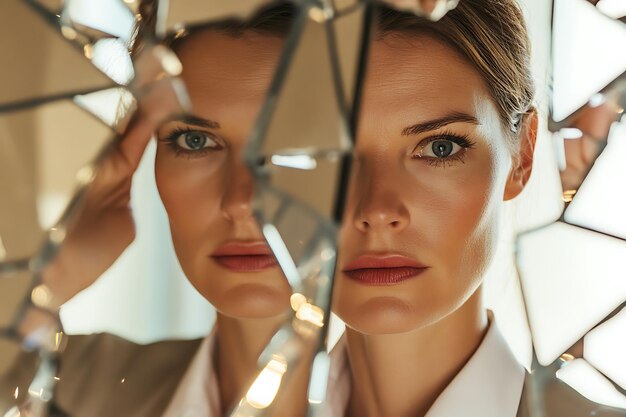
[322,317,525,417]
[161,327,221,417]
[163,317,524,417]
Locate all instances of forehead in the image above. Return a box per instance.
[361,34,497,128]
[174,30,283,114]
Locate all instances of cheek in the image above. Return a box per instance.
[405,148,504,291]
[334,147,507,334]
[154,147,226,272]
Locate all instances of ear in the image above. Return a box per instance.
[503,109,538,201]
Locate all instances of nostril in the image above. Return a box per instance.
[390,220,400,228]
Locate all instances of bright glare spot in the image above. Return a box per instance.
[245,356,288,409]
[31,285,53,309]
[76,166,95,185]
[320,248,336,261]
[308,352,330,405]
[290,293,307,312]
[60,25,78,40]
[562,189,576,203]
[262,224,301,290]
[0,234,6,260]
[54,332,65,350]
[597,0,626,18]
[91,39,135,85]
[13,387,18,400]
[588,93,606,108]
[296,302,325,327]
[83,44,93,60]
[53,377,60,381]
[271,154,317,170]
[49,227,67,244]
[557,358,626,409]
[154,46,183,76]
[308,7,332,23]
[560,127,583,139]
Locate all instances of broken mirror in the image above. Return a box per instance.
[516,0,626,414]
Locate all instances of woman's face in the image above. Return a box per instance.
[154,30,292,319]
[332,34,520,335]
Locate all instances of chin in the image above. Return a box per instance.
[337,293,451,335]
[338,296,418,335]
[215,282,292,319]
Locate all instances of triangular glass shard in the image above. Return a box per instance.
[55,0,137,85]
[245,4,359,301]
[73,87,136,133]
[556,358,626,409]
[0,100,115,263]
[0,0,116,111]
[550,0,626,124]
[61,0,136,42]
[584,305,626,391]
[516,222,626,365]
[564,120,626,239]
[158,0,276,38]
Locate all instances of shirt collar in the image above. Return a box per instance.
[323,314,525,417]
[162,326,220,417]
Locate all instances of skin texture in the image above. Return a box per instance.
[154,31,292,320]
[332,34,536,417]
[334,33,534,335]
[154,31,311,414]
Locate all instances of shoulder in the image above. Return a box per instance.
[56,333,203,417]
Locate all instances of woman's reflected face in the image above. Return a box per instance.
[152,28,518,331]
[332,34,515,334]
[154,30,292,319]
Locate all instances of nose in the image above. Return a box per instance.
[221,157,254,222]
[352,164,410,233]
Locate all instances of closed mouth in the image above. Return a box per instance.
[343,254,428,285]
[211,241,277,272]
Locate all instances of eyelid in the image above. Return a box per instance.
[162,127,225,148]
[412,131,475,153]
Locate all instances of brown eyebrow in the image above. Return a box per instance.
[173,115,221,129]
[401,112,479,136]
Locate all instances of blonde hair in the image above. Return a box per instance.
[133,0,534,143]
[377,0,535,141]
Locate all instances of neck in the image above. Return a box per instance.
[345,288,488,417]
[214,312,286,413]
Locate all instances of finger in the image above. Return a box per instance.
[117,111,156,172]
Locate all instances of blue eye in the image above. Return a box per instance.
[427,140,460,158]
[176,131,218,151]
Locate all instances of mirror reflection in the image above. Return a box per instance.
[1,0,626,416]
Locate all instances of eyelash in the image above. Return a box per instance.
[160,128,223,159]
[411,131,476,168]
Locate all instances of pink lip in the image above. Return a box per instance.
[342,254,428,285]
[211,241,278,272]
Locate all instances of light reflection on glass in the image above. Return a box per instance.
[244,355,288,409]
[556,358,626,409]
[584,306,626,390]
[295,302,325,328]
[271,154,318,170]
